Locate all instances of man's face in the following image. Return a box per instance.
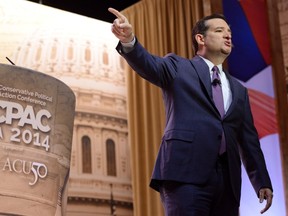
[202,18,232,56]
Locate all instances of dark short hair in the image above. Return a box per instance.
[192,14,228,54]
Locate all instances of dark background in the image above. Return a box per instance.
[27,0,140,23]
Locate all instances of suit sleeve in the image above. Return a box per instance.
[238,88,273,196]
[116,38,178,87]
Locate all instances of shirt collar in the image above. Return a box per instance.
[198,55,223,73]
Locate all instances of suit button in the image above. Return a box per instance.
[218,135,222,140]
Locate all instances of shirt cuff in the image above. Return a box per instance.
[120,37,136,48]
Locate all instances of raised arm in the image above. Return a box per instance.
[108,8,134,43]
[108,7,177,87]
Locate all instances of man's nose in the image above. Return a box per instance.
[224,32,232,39]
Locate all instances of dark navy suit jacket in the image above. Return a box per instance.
[116,39,272,203]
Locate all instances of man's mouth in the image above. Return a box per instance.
[224,41,231,47]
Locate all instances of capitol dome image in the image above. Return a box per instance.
[0,1,132,215]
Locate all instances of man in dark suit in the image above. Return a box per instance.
[108,8,273,216]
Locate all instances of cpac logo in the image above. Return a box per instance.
[2,158,48,186]
[0,100,51,133]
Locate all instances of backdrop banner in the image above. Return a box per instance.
[0,63,75,216]
[223,0,285,215]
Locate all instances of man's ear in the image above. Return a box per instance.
[195,34,204,45]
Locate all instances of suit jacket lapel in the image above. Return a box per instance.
[224,72,237,118]
[190,56,223,117]
[190,56,213,101]
[190,56,238,118]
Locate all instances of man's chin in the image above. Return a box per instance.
[221,49,231,56]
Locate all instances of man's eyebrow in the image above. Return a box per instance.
[214,26,232,33]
